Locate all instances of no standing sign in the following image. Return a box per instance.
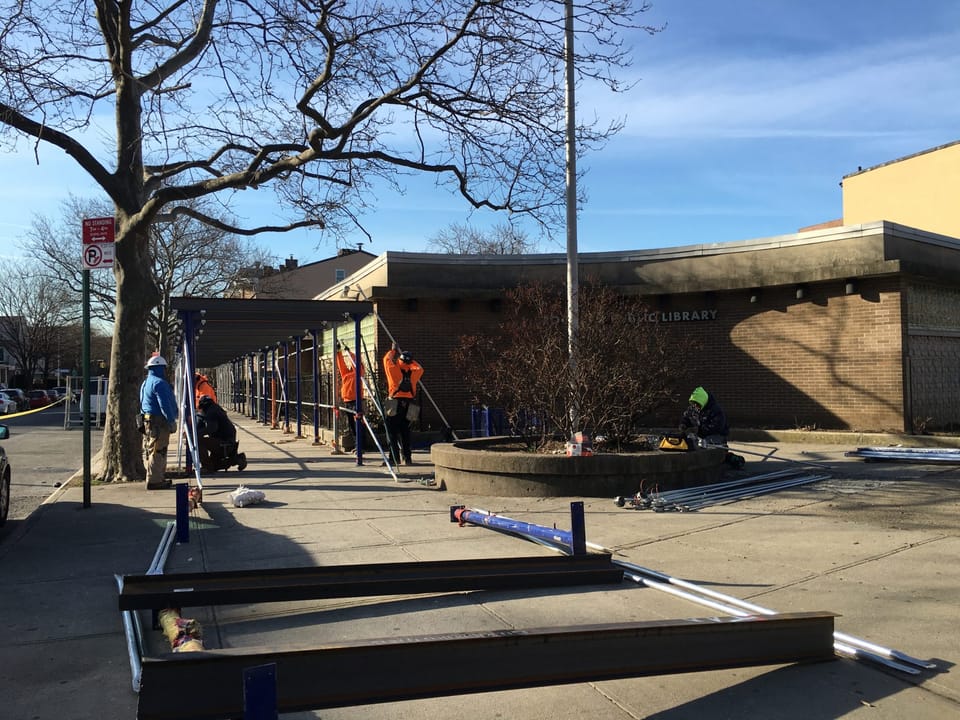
[81,216,116,270]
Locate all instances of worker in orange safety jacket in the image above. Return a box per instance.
[335,343,364,440]
[334,343,364,403]
[194,372,218,409]
[382,342,424,466]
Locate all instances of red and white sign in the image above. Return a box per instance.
[81,216,116,270]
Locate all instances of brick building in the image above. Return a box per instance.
[203,142,960,437]
[315,220,960,434]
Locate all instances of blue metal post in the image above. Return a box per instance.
[260,350,268,424]
[569,501,586,555]
[294,335,303,438]
[310,328,320,445]
[281,340,290,432]
[181,310,196,474]
[249,354,257,420]
[243,663,278,720]
[353,315,364,466]
[175,483,189,544]
[452,507,575,550]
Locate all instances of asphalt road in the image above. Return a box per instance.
[0,401,104,524]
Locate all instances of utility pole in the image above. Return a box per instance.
[564,0,579,433]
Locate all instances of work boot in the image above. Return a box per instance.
[236,453,247,471]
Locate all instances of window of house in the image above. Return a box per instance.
[335,269,346,282]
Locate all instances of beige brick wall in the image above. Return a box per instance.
[250,279,919,435]
[377,280,910,434]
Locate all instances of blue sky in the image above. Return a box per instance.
[3,0,960,263]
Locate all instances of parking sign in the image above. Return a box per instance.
[82,217,115,270]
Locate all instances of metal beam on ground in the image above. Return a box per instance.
[137,612,836,720]
[118,554,622,611]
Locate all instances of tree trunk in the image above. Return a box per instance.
[98,220,161,482]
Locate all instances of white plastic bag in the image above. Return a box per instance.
[229,485,265,508]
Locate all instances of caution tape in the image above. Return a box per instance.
[1,396,68,420]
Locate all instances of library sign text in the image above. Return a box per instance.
[633,309,718,323]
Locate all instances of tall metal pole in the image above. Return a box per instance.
[81,268,91,508]
[564,0,579,433]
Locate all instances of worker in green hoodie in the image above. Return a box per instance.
[680,386,730,446]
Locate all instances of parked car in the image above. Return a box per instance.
[0,424,10,526]
[5,388,29,412]
[0,392,15,415]
[27,389,53,409]
[51,387,74,404]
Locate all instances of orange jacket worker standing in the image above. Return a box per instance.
[382,346,423,399]
[335,347,364,403]
[382,344,424,466]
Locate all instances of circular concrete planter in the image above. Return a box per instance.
[431,436,727,497]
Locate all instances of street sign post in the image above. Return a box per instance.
[80,216,115,507]
[81,216,115,270]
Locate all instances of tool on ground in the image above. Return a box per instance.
[657,432,693,451]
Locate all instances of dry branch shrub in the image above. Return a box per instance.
[453,281,698,448]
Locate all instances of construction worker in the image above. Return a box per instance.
[194,372,217,408]
[382,342,424,466]
[680,386,743,468]
[680,386,729,445]
[334,342,364,403]
[196,394,247,472]
[140,354,178,490]
[335,342,364,442]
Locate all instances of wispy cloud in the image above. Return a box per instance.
[587,31,960,141]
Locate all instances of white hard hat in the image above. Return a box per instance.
[145,354,167,368]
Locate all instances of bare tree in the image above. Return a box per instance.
[0,268,77,387]
[0,0,656,481]
[427,222,539,254]
[26,195,277,358]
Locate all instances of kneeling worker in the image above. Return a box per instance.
[680,386,744,468]
[680,386,729,446]
[196,394,247,472]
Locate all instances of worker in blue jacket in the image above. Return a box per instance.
[139,354,179,489]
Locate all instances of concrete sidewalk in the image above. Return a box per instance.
[1,416,958,719]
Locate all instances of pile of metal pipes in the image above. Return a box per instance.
[618,468,830,512]
[845,446,960,463]
[455,507,936,676]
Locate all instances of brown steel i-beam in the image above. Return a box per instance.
[118,554,622,611]
[137,611,836,720]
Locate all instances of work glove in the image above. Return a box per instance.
[168,422,178,434]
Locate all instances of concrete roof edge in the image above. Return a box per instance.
[312,223,960,300]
